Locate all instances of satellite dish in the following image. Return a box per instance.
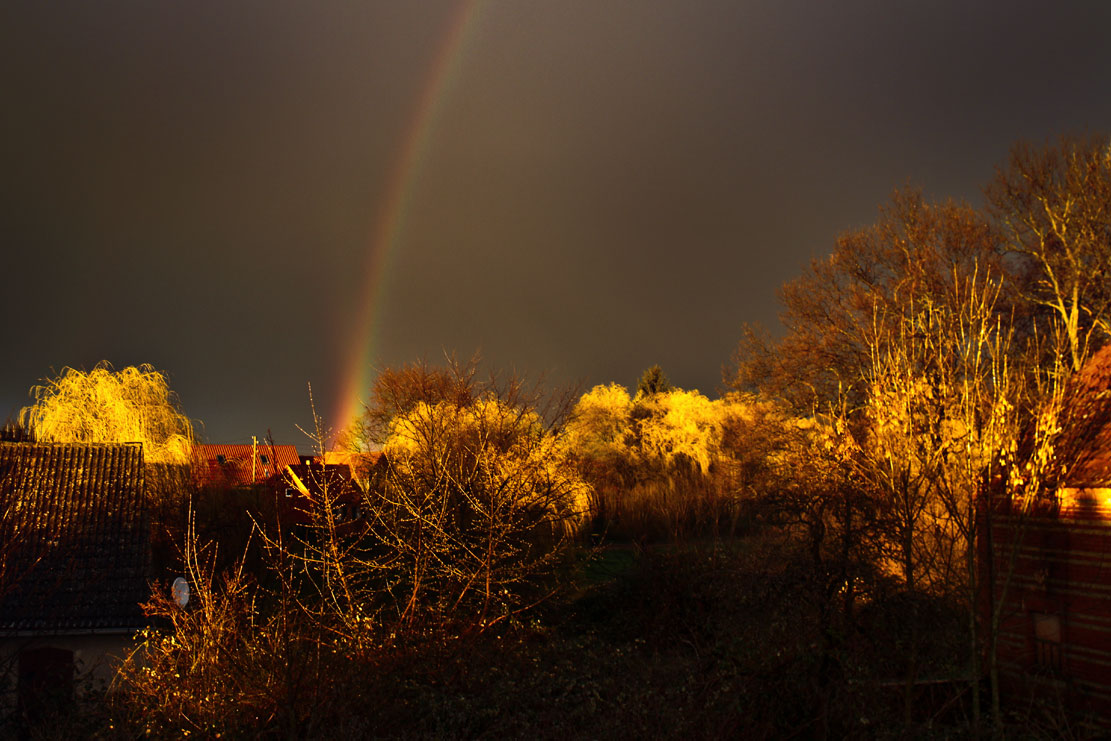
[172,576,190,609]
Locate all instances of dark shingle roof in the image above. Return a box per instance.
[0,442,150,634]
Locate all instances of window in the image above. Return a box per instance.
[216,454,227,464]
[1033,613,1062,671]
[259,454,269,464]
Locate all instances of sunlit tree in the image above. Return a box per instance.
[356,360,589,628]
[566,383,633,461]
[571,383,748,478]
[732,189,1010,413]
[631,388,724,475]
[988,133,1111,371]
[21,362,194,465]
[730,190,1019,728]
[569,383,787,540]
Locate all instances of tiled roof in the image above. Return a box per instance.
[1054,343,1111,487]
[192,443,301,488]
[0,442,149,634]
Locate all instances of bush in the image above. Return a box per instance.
[358,363,590,629]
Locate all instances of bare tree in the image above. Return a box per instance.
[732,190,1024,730]
[356,361,588,630]
[291,360,590,634]
[874,259,1019,729]
[988,134,1111,371]
[733,190,1009,415]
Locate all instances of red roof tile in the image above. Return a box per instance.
[1056,343,1111,487]
[192,443,301,488]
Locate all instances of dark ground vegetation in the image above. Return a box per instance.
[16,494,1073,740]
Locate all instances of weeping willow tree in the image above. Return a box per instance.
[21,362,195,465]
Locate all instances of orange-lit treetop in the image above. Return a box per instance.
[20,363,195,465]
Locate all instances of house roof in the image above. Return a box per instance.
[1055,343,1111,488]
[0,442,149,634]
[283,463,365,527]
[192,443,301,488]
[286,462,363,499]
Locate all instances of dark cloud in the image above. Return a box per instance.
[3,1,1111,443]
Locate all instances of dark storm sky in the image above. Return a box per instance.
[3,1,1111,445]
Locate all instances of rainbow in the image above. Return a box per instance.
[333,1,486,437]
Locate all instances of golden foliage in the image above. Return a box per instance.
[565,383,633,460]
[570,384,789,477]
[384,395,590,534]
[366,368,591,624]
[633,388,724,474]
[21,362,194,465]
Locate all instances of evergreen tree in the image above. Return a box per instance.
[636,365,673,397]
